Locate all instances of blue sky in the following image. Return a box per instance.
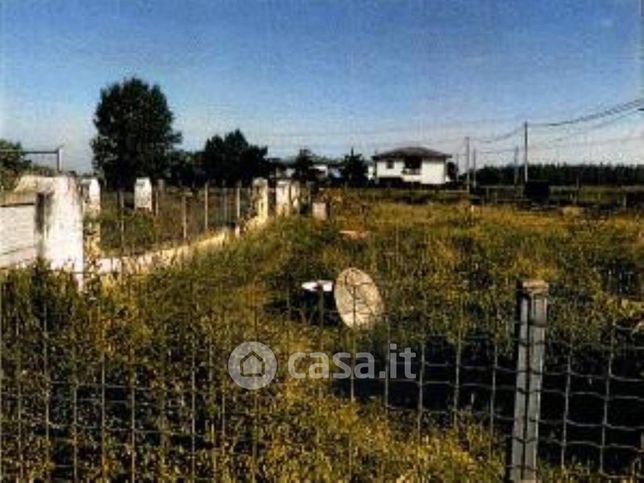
[0,0,642,172]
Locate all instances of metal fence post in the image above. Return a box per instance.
[182,192,188,241]
[221,182,227,226]
[235,181,241,223]
[509,280,548,482]
[118,190,125,253]
[204,182,209,233]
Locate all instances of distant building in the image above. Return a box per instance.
[373,147,451,186]
[272,152,342,183]
[312,159,342,183]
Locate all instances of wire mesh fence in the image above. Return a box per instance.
[0,200,642,480]
[98,183,256,255]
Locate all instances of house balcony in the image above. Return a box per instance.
[402,167,421,175]
[400,167,421,183]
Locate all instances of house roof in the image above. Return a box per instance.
[372,146,451,160]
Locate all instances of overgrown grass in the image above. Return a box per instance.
[1,196,641,480]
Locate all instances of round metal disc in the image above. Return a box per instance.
[334,268,384,330]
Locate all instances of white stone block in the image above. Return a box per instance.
[80,177,101,215]
[275,180,291,216]
[312,201,329,221]
[134,177,153,211]
[252,178,269,222]
[13,175,84,275]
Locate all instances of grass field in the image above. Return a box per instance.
[1,193,642,480]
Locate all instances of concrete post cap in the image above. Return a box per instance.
[517,279,549,295]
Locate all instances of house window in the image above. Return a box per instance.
[386,160,394,169]
[403,157,422,175]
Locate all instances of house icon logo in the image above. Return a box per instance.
[228,341,277,390]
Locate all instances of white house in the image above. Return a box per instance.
[373,147,451,186]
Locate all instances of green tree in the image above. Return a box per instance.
[340,148,367,186]
[91,77,181,189]
[0,139,30,190]
[202,129,269,184]
[292,148,316,182]
[168,150,204,188]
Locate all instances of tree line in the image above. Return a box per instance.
[90,77,369,189]
[474,164,644,186]
[1,76,641,191]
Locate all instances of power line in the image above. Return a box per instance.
[537,109,639,146]
[253,98,644,147]
[531,98,643,128]
[472,125,523,144]
[478,134,642,155]
[469,98,642,150]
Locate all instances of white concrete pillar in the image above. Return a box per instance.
[80,177,101,216]
[16,175,84,275]
[80,177,101,258]
[289,180,301,214]
[252,178,269,223]
[275,180,291,216]
[134,177,153,211]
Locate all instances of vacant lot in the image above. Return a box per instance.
[1,195,641,480]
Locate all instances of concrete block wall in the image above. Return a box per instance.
[12,175,84,274]
[0,193,38,267]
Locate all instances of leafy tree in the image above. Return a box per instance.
[202,129,269,184]
[292,148,316,182]
[0,139,29,190]
[91,77,182,189]
[340,148,367,186]
[168,150,204,188]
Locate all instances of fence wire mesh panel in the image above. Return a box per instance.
[0,211,641,480]
[98,185,254,256]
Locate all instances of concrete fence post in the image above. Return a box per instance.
[80,178,101,257]
[251,178,269,226]
[134,178,152,211]
[509,279,549,482]
[290,180,301,214]
[276,180,290,216]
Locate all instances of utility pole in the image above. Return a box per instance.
[56,146,63,172]
[513,146,519,187]
[472,149,477,189]
[465,136,471,192]
[523,122,529,183]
